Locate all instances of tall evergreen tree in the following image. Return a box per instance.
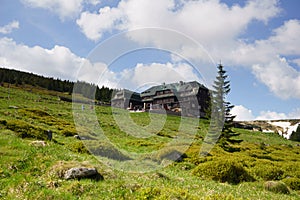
[215,64,242,151]
[203,64,242,153]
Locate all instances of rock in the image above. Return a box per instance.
[264,181,290,194]
[64,167,103,181]
[74,135,81,140]
[8,105,19,109]
[30,140,46,147]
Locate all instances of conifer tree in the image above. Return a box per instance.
[204,64,242,153]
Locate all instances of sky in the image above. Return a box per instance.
[0,0,300,121]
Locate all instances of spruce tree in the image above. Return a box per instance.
[203,64,242,153]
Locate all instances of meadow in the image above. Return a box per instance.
[0,84,300,199]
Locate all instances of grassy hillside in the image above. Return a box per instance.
[0,85,300,199]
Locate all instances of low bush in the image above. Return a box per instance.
[289,125,300,142]
[251,161,284,181]
[203,193,238,200]
[264,181,290,194]
[282,177,300,190]
[88,141,131,161]
[67,141,90,154]
[282,163,300,179]
[192,159,254,184]
[61,128,77,137]
[5,119,46,140]
[0,119,7,125]
[24,108,50,117]
[136,186,189,200]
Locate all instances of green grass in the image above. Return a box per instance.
[0,85,300,199]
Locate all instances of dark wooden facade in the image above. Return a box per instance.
[141,81,210,117]
[111,81,210,117]
[111,89,143,110]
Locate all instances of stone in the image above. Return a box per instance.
[8,105,19,109]
[64,167,103,181]
[74,135,81,140]
[30,140,46,147]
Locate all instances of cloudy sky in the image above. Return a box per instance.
[1,0,300,121]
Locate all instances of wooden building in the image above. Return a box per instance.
[140,81,210,117]
[140,82,179,110]
[177,81,210,117]
[111,81,210,117]
[111,89,143,110]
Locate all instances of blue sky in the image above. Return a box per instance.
[0,0,300,120]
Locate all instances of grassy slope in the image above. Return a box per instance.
[0,85,300,199]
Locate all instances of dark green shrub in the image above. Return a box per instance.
[252,162,284,180]
[264,181,290,194]
[67,141,90,154]
[25,108,50,117]
[61,128,77,137]
[6,119,46,140]
[203,193,237,200]
[192,159,254,184]
[282,163,300,179]
[290,125,300,142]
[0,119,7,125]
[88,141,131,161]
[282,177,300,190]
[136,187,189,200]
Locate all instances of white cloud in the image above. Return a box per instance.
[76,6,123,41]
[231,105,300,121]
[270,19,300,55]
[0,37,199,90]
[78,60,118,88]
[76,0,281,90]
[256,110,287,120]
[0,37,112,83]
[74,0,300,100]
[77,0,280,43]
[0,21,19,34]
[231,105,255,121]
[252,59,300,99]
[21,0,100,20]
[115,62,201,90]
[232,20,300,99]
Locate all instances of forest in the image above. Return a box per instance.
[0,67,113,103]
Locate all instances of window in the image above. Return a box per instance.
[156,99,162,104]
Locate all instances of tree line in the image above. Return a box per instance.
[0,67,113,102]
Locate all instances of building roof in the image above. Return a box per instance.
[112,89,141,101]
[112,81,209,102]
[140,81,208,98]
[140,82,179,97]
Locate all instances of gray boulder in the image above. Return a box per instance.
[64,167,103,181]
[30,140,46,147]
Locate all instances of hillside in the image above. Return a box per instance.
[234,120,300,141]
[0,85,300,199]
